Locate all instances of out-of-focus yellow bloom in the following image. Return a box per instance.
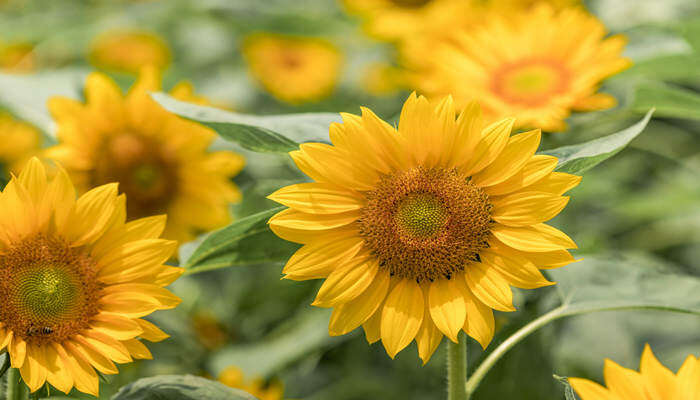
[192,312,228,350]
[0,41,35,72]
[0,113,42,174]
[243,33,343,104]
[89,29,171,74]
[219,366,284,400]
[411,4,630,131]
[570,344,700,400]
[46,67,245,244]
[268,93,580,363]
[362,62,406,95]
[0,158,182,396]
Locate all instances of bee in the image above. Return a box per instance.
[26,326,54,336]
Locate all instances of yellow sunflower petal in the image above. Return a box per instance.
[677,355,700,398]
[91,314,144,341]
[415,299,444,365]
[362,307,383,345]
[291,144,379,191]
[481,248,554,289]
[569,378,614,400]
[9,335,27,368]
[526,172,582,195]
[491,223,577,252]
[44,345,74,394]
[484,155,558,196]
[19,345,48,393]
[97,239,177,283]
[462,288,495,350]
[380,278,424,358]
[312,257,378,307]
[122,339,153,360]
[61,344,100,396]
[328,268,391,336]
[63,183,119,246]
[640,344,677,399]
[461,118,514,176]
[464,262,515,312]
[78,332,132,364]
[268,183,364,214]
[471,129,541,187]
[603,359,647,399]
[491,191,569,227]
[268,208,360,244]
[283,234,365,280]
[64,339,118,375]
[101,284,181,309]
[428,277,467,343]
[136,319,170,342]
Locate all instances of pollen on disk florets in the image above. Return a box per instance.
[0,235,102,345]
[358,167,493,282]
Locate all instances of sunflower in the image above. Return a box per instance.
[46,67,244,244]
[242,33,343,104]
[570,344,700,400]
[0,158,181,395]
[0,113,42,175]
[0,40,35,73]
[89,29,171,74]
[219,366,284,400]
[267,93,579,362]
[410,4,630,131]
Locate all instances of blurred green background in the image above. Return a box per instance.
[1,0,700,399]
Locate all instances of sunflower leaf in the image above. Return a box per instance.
[152,92,339,153]
[466,254,700,397]
[540,109,654,174]
[552,375,578,400]
[180,207,299,275]
[632,81,700,120]
[112,375,258,400]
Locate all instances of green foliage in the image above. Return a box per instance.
[632,82,700,120]
[181,207,299,275]
[112,375,258,400]
[552,375,577,400]
[152,93,340,152]
[540,110,654,174]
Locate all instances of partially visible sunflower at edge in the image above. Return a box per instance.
[45,66,244,244]
[267,93,580,362]
[570,344,700,400]
[89,29,171,74]
[219,366,284,400]
[243,33,343,104]
[411,3,630,131]
[0,158,181,395]
[0,40,35,73]
[0,113,42,175]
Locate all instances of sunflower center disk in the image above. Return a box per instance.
[0,235,102,344]
[93,132,178,219]
[359,167,493,282]
[491,60,570,106]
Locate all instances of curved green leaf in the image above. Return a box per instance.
[112,375,258,400]
[465,255,700,398]
[540,109,654,175]
[632,82,700,120]
[152,92,340,153]
[181,207,299,275]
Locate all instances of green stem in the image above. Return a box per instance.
[447,332,468,400]
[6,368,28,400]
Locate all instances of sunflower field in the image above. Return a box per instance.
[1,0,700,399]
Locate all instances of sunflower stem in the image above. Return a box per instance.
[447,332,468,400]
[6,368,28,400]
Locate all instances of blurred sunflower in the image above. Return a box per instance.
[570,344,700,399]
[242,33,343,104]
[362,62,406,95]
[89,29,171,74]
[46,67,244,244]
[0,113,42,175]
[268,93,579,362]
[0,158,181,395]
[411,4,630,131]
[0,40,35,72]
[219,366,284,400]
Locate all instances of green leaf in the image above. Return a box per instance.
[152,92,340,153]
[621,54,700,82]
[540,109,654,174]
[0,69,87,135]
[181,207,299,275]
[209,307,344,377]
[112,375,258,400]
[632,82,700,120]
[553,375,578,400]
[466,254,700,397]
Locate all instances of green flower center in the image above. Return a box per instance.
[17,266,78,320]
[395,193,447,238]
